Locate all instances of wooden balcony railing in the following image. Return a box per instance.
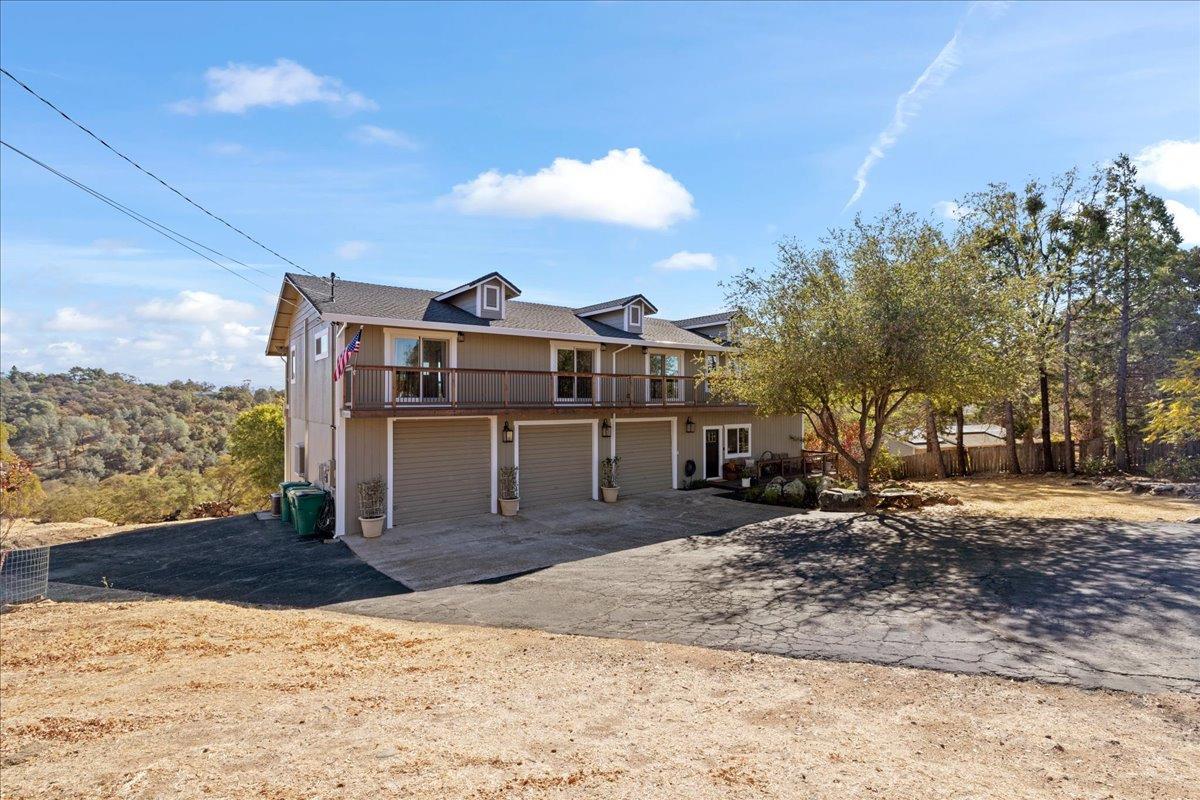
[342,365,746,412]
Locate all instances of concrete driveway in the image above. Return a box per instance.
[342,489,796,590]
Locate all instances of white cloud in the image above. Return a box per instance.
[171,58,377,115]
[89,238,144,256]
[653,251,717,271]
[349,125,418,149]
[335,240,372,261]
[46,341,84,357]
[449,148,696,230]
[136,290,256,323]
[1165,200,1200,246]
[933,200,970,220]
[45,307,115,332]
[208,141,247,156]
[1134,140,1200,193]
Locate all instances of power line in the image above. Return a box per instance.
[0,66,324,282]
[0,138,306,313]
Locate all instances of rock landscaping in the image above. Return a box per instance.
[1089,476,1200,498]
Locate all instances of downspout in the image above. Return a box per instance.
[609,343,633,459]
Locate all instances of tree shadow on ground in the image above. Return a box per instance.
[48,515,410,607]
[687,512,1199,647]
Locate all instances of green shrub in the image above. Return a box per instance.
[1146,455,1200,482]
[870,448,904,481]
[1077,455,1117,477]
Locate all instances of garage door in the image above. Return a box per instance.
[615,420,673,495]
[393,419,491,523]
[518,423,593,507]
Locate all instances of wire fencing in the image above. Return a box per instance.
[1,546,50,606]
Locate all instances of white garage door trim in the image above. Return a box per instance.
[514,419,599,501]
[386,415,498,528]
[610,416,678,490]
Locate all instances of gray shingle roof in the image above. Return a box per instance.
[573,293,660,316]
[672,311,734,329]
[287,274,718,348]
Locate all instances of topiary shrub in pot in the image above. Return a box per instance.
[600,456,620,503]
[499,467,519,516]
[357,477,387,538]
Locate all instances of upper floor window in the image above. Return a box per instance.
[647,351,681,401]
[629,304,642,326]
[555,346,595,401]
[313,327,329,361]
[482,284,501,311]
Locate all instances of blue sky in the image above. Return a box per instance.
[2,0,1197,387]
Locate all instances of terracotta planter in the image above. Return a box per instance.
[359,516,385,538]
[499,498,519,516]
[601,486,619,503]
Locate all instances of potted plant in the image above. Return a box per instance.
[498,466,519,516]
[739,467,753,488]
[600,456,620,503]
[357,477,386,538]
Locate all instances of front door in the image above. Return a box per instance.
[703,427,721,479]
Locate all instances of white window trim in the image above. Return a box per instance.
[550,340,601,404]
[289,344,297,383]
[644,348,685,403]
[725,423,752,459]
[384,327,458,406]
[626,302,642,329]
[313,326,330,361]
[482,284,501,312]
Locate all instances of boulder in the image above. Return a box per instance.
[818,488,868,512]
[1187,516,1200,524]
[768,476,787,486]
[1131,483,1151,495]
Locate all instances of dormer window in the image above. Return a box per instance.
[483,284,500,311]
[629,304,642,326]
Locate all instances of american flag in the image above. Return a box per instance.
[333,326,362,382]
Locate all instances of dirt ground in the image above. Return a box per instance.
[914,474,1200,522]
[2,599,1196,800]
[2,517,217,550]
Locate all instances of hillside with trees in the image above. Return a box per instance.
[1,367,282,482]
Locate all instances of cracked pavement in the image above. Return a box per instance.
[333,503,1200,694]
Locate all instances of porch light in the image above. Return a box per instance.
[457,331,466,343]
[685,417,695,433]
[601,419,612,438]
[502,421,514,444]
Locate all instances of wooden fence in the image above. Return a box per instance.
[895,439,1197,480]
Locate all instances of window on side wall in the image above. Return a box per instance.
[482,284,501,311]
[313,327,329,361]
[725,424,751,458]
[289,345,297,383]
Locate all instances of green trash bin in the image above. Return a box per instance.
[279,481,311,525]
[285,485,313,529]
[292,489,328,536]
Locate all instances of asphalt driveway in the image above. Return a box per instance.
[44,493,1200,693]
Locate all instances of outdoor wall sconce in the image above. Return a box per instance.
[502,421,514,443]
[457,331,466,343]
[685,417,696,433]
[601,419,612,438]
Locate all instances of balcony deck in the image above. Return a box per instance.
[343,365,751,418]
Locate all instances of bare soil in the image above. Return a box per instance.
[914,474,1199,522]
[2,598,1196,799]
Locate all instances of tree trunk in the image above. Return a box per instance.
[1062,285,1075,476]
[856,460,870,493]
[1004,400,1021,474]
[954,406,968,476]
[1115,228,1132,471]
[925,401,946,479]
[1039,365,1055,472]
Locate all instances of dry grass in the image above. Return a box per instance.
[2,598,1197,799]
[913,474,1199,522]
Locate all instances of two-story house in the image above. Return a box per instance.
[265,272,803,536]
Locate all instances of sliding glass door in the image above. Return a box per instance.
[392,336,448,403]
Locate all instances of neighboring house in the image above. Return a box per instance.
[884,424,1008,456]
[265,272,803,535]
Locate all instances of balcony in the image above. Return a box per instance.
[343,365,750,417]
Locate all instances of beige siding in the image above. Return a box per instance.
[517,423,593,507]
[675,412,805,481]
[393,419,492,523]
[614,420,672,495]
[344,418,388,533]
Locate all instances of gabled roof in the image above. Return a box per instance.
[672,311,734,330]
[282,274,721,349]
[433,271,521,302]
[574,293,660,317]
